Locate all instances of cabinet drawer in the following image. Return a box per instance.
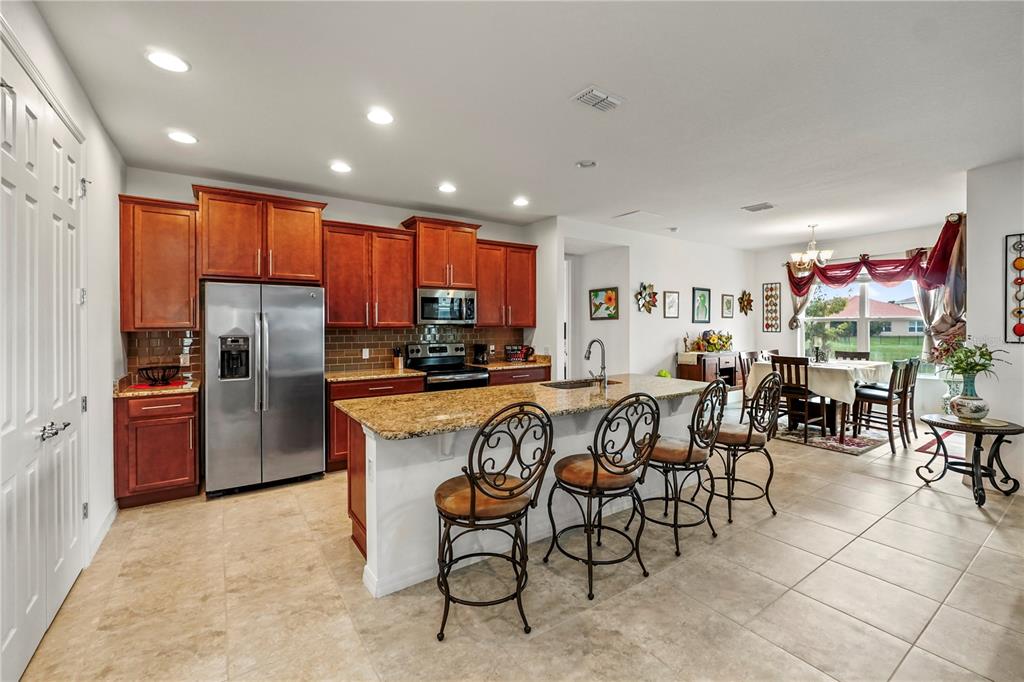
[329,377,425,400]
[489,366,549,385]
[127,394,196,419]
[717,355,735,369]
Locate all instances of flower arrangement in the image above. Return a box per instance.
[929,335,964,367]
[942,341,1009,379]
[684,329,734,353]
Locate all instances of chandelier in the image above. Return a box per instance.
[789,224,833,270]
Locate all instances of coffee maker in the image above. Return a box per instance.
[473,343,489,364]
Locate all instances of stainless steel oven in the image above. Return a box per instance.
[416,288,476,325]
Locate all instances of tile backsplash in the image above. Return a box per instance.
[124,330,202,384]
[325,326,524,371]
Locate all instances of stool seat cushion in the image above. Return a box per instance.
[651,437,709,465]
[434,475,530,519]
[716,422,768,447]
[554,453,638,490]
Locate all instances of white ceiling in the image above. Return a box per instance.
[39,1,1023,247]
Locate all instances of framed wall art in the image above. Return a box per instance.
[721,294,735,319]
[692,287,711,324]
[663,291,679,318]
[1007,233,1024,343]
[762,282,781,333]
[589,287,619,320]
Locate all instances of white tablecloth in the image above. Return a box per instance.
[744,360,891,405]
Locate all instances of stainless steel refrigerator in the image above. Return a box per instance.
[203,282,325,493]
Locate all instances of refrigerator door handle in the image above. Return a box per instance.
[262,313,271,412]
[253,313,262,413]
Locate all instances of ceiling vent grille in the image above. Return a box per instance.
[573,85,623,112]
[741,202,775,213]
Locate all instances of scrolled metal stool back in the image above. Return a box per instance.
[464,401,555,515]
[589,392,661,484]
[748,371,783,438]
[689,379,729,453]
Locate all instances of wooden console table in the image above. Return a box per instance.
[677,351,740,388]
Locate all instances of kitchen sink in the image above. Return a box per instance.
[541,379,621,390]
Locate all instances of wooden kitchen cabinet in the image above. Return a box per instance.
[327,375,425,557]
[195,185,326,283]
[114,393,199,508]
[402,216,479,289]
[488,366,550,385]
[475,240,537,328]
[119,195,197,331]
[324,221,414,329]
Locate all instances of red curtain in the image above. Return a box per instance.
[786,214,962,296]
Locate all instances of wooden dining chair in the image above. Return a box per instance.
[760,349,780,360]
[737,351,760,424]
[771,355,826,443]
[834,350,870,360]
[860,357,921,441]
[852,360,910,454]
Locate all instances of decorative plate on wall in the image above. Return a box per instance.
[763,282,781,333]
[635,282,658,314]
[1007,233,1024,343]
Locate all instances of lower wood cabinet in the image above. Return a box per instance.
[326,375,425,558]
[114,393,199,508]
[488,366,550,385]
[676,352,740,387]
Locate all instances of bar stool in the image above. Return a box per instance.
[641,379,729,556]
[703,372,783,523]
[543,393,660,600]
[434,402,555,641]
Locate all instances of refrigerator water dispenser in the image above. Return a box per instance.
[218,336,250,380]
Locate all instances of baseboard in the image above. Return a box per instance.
[86,502,117,566]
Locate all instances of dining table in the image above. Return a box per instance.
[745,359,892,443]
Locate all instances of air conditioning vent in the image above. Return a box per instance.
[741,202,775,213]
[573,85,623,112]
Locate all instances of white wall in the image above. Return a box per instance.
[569,247,631,377]
[126,167,528,243]
[3,1,127,560]
[966,158,1024,472]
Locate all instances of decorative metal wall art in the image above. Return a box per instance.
[635,282,658,314]
[738,290,753,316]
[762,282,781,333]
[1007,233,1024,343]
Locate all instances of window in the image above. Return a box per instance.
[801,276,934,374]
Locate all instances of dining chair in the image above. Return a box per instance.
[852,360,910,454]
[771,355,826,443]
[861,357,921,440]
[737,351,760,424]
[543,392,660,600]
[434,402,555,640]
[760,349,780,360]
[834,350,870,360]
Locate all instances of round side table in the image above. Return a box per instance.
[918,414,1022,507]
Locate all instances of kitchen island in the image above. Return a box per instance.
[337,373,708,597]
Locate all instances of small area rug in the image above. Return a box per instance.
[773,426,889,456]
[914,430,966,460]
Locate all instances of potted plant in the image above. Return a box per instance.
[942,340,1009,420]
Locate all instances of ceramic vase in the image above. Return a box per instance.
[949,373,989,420]
[941,377,963,416]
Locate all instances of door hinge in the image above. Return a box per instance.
[79,177,92,198]
[77,288,87,305]
[82,502,89,520]
[81,396,88,413]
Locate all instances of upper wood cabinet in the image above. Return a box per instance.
[194,185,326,283]
[475,240,537,328]
[324,221,414,329]
[119,195,197,331]
[401,216,479,289]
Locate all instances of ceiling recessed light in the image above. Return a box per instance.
[438,181,456,193]
[512,196,529,207]
[146,50,190,73]
[667,227,679,233]
[329,160,352,173]
[575,160,598,169]
[167,130,197,144]
[367,106,394,125]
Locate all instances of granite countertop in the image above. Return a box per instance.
[325,368,426,383]
[113,380,201,399]
[336,373,707,440]
[468,359,552,371]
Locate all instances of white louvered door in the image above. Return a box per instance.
[1,40,85,682]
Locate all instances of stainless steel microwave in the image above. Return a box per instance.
[416,288,477,325]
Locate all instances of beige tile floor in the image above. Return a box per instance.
[22,418,1024,682]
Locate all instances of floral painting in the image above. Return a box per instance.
[721,294,735,319]
[589,287,619,320]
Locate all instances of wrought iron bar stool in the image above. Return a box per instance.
[542,392,660,600]
[434,402,555,641]
[702,372,783,523]
[640,379,729,556]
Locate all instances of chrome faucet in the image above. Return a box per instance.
[585,338,607,390]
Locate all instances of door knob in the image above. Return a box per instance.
[39,421,59,441]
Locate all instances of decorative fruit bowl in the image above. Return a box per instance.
[138,365,181,386]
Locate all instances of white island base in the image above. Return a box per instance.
[358,390,700,597]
